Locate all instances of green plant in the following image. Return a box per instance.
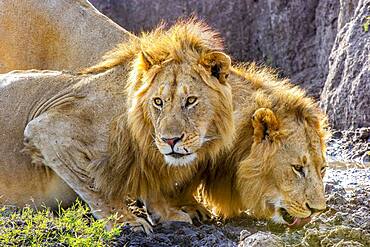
[0,200,121,246]
[363,16,370,32]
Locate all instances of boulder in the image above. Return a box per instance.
[320,0,370,129]
[0,0,132,73]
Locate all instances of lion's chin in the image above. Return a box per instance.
[164,153,197,166]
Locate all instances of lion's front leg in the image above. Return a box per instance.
[24,112,152,233]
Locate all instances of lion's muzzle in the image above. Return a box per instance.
[155,133,200,166]
[161,134,184,149]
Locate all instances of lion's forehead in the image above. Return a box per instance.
[282,144,324,167]
[282,130,325,168]
[154,70,208,100]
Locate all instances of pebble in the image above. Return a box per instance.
[238,232,283,247]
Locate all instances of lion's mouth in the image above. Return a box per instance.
[166,152,193,159]
[279,208,311,228]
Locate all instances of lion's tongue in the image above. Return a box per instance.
[288,216,311,228]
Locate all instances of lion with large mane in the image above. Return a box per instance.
[192,63,329,227]
[0,20,234,232]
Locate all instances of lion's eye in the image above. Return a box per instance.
[153,97,163,108]
[292,165,305,178]
[185,96,198,108]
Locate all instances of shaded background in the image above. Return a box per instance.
[89,0,341,98]
[89,0,369,130]
[0,0,368,129]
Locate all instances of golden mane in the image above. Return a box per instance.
[88,19,234,204]
[235,63,328,134]
[82,18,224,74]
[201,63,329,218]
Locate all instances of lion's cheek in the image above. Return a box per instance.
[274,168,298,192]
[254,197,276,220]
[197,121,210,142]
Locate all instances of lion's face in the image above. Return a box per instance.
[127,51,233,166]
[237,108,327,227]
[147,63,224,165]
[267,124,327,227]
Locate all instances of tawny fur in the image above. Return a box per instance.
[198,63,329,221]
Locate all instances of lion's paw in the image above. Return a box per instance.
[107,217,153,234]
[165,208,193,223]
[181,204,212,224]
[123,217,153,234]
[147,207,193,225]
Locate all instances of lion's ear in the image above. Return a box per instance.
[252,108,280,143]
[200,51,231,84]
[139,51,156,70]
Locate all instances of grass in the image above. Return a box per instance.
[0,200,121,247]
[363,16,370,32]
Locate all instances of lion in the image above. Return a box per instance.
[196,63,328,227]
[0,20,234,233]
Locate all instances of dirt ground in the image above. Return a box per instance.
[114,129,370,246]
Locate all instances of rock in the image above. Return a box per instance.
[327,192,348,208]
[0,0,131,73]
[327,128,370,164]
[320,0,370,129]
[332,130,344,139]
[89,0,341,98]
[239,230,252,242]
[362,152,370,164]
[238,232,283,247]
[358,127,370,141]
[325,182,336,193]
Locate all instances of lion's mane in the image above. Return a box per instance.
[85,19,234,201]
[201,63,329,218]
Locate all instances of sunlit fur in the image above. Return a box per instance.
[83,19,234,203]
[200,63,329,223]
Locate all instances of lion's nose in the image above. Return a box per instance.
[306,202,326,214]
[161,134,184,148]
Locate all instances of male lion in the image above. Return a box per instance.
[198,63,328,227]
[0,20,233,232]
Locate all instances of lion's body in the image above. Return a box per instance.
[199,63,328,225]
[0,20,234,231]
[0,71,79,208]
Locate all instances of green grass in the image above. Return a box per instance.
[363,16,370,32]
[0,200,121,247]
